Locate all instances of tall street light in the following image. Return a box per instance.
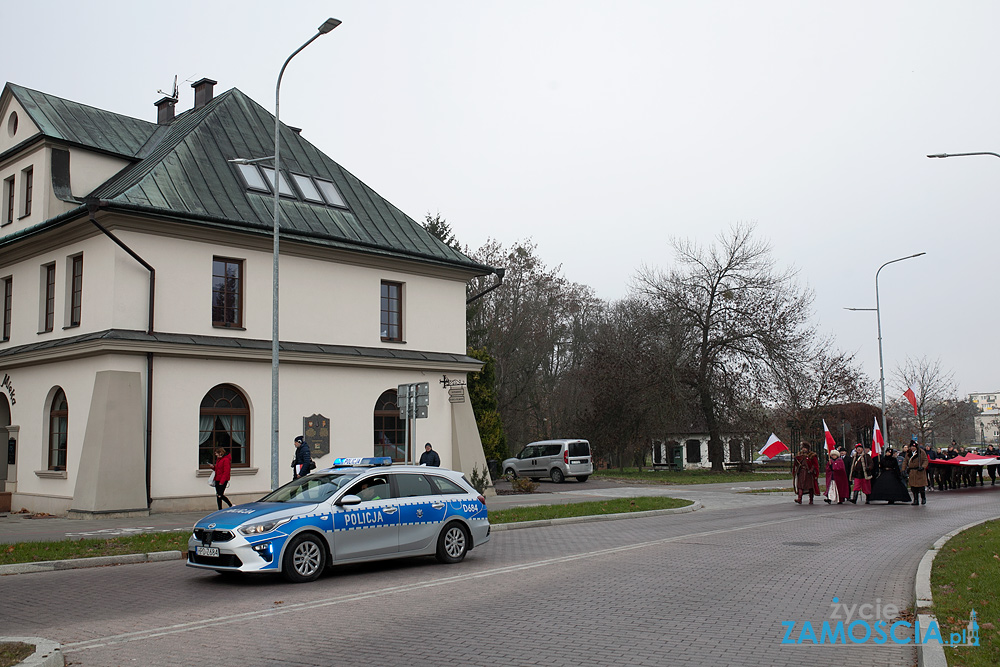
[845,252,926,449]
[927,152,1000,160]
[266,18,341,490]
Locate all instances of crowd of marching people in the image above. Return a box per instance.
[790,440,1000,507]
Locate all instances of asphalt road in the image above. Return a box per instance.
[2,484,998,666]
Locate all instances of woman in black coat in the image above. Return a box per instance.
[868,448,912,504]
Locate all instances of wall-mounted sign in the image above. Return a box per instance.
[303,414,330,458]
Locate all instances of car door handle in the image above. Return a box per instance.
[383,506,398,514]
[431,502,445,510]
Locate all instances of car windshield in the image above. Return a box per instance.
[259,471,361,503]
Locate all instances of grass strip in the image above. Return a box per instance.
[0,531,190,566]
[593,467,791,484]
[0,643,34,667]
[489,496,692,524]
[930,518,1000,667]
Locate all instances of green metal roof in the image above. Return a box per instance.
[6,83,160,157]
[3,83,490,274]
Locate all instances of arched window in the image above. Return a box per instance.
[49,388,68,471]
[199,384,249,468]
[373,390,404,462]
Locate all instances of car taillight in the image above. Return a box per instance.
[477,495,486,504]
[564,449,569,464]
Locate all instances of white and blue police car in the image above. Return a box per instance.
[187,457,490,583]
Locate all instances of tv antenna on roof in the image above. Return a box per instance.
[157,75,179,101]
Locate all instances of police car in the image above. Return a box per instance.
[187,458,490,583]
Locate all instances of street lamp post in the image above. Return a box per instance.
[845,252,926,450]
[267,18,341,490]
[927,152,1000,160]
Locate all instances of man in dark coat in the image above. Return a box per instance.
[419,442,441,467]
[292,435,313,480]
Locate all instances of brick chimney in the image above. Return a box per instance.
[154,96,176,124]
[191,78,217,110]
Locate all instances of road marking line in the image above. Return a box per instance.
[62,508,861,653]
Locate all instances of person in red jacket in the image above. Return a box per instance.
[212,447,233,509]
[792,443,820,504]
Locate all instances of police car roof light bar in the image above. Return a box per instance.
[331,457,393,467]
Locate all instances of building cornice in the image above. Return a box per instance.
[0,329,483,374]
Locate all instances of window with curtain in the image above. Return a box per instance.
[199,384,250,468]
[373,389,404,462]
[49,388,68,471]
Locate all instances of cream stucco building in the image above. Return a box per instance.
[0,79,496,516]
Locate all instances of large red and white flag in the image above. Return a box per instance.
[823,419,837,453]
[872,417,885,457]
[759,433,789,458]
[903,384,918,416]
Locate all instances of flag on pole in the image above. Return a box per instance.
[903,384,918,416]
[822,419,837,453]
[872,417,884,457]
[759,433,789,458]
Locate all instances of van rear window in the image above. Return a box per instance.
[568,442,590,457]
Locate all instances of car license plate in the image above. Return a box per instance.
[196,546,220,557]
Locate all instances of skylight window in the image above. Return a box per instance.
[260,167,295,197]
[315,178,346,207]
[292,174,324,203]
[237,164,269,192]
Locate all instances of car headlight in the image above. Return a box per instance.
[238,517,292,536]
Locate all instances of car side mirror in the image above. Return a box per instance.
[337,494,362,506]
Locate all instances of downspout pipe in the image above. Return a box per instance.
[86,202,156,508]
[466,267,505,304]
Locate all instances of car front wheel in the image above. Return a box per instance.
[282,533,326,583]
[550,468,565,484]
[504,467,517,479]
[436,522,469,564]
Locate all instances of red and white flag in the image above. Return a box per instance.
[872,417,884,457]
[822,419,837,453]
[759,433,789,458]
[903,384,918,416]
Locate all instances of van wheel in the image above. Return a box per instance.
[576,476,589,482]
[282,533,326,583]
[436,522,469,564]
[504,467,517,479]
[550,468,565,484]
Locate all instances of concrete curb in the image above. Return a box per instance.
[0,636,63,667]
[0,550,182,576]
[914,515,1000,667]
[490,501,702,531]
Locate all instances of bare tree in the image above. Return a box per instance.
[890,356,958,445]
[635,223,815,470]
[775,338,877,443]
[466,239,602,451]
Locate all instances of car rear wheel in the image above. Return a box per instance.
[576,475,589,482]
[436,522,469,564]
[282,533,326,583]
[504,467,518,479]
[550,468,565,484]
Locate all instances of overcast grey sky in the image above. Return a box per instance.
[4,1,998,398]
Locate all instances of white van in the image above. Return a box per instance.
[501,439,593,483]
